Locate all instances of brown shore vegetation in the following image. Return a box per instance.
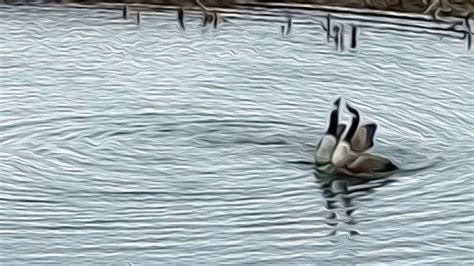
[2,0,473,17]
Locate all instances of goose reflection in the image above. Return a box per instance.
[314,171,395,239]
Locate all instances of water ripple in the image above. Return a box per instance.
[0,4,473,265]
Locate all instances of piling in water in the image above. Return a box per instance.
[467,32,472,51]
[326,14,332,42]
[466,16,473,34]
[136,11,141,25]
[202,12,213,27]
[196,0,212,28]
[177,8,185,30]
[213,11,218,29]
[286,17,292,35]
[350,25,358,49]
[122,4,129,19]
[464,16,472,51]
[340,24,345,51]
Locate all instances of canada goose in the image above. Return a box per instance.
[336,104,398,177]
[315,98,343,166]
[346,104,377,153]
[331,103,379,166]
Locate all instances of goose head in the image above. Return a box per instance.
[326,97,342,136]
[333,97,341,108]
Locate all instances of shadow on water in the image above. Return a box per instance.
[313,170,397,240]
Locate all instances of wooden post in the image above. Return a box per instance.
[177,8,185,30]
[213,12,218,29]
[467,33,472,51]
[286,17,292,35]
[136,11,141,25]
[465,16,473,51]
[350,25,358,49]
[340,24,345,52]
[203,13,213,28]
[326,14,332,42]
[122,4,129,19]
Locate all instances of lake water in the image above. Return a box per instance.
[0,4,473,265]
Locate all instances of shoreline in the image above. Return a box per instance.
[1,0,473,18]
[2,0,472,46]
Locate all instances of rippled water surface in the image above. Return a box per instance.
[1,5,473,264]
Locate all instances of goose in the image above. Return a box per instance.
[315,98,346,166]
[331,103,398,177]
[331,103,378,167]
[347,104,377,153]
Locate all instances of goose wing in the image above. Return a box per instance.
[351,123,377,153]
[331,141,357,168]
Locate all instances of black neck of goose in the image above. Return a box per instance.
[344,111,359,142]
[327,109,338,136]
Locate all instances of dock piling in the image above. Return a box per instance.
[286,17,292,35]
[326,14,332,42]
[122,4,129,19]
[213,12,219,29]
[350,25,359,49]
[177,8,185,30]
[467,32,472,51]
[340,24,345,51]
[334,25,340,51]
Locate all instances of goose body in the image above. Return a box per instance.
[350,122,377,153]
[338,153,398,178]
[315,123,350,166]
[331,140,357,168]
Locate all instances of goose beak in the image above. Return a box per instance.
[333,97,341,108]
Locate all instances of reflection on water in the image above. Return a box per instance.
[315,171,396,239]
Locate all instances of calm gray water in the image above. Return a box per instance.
[1,5,473,265]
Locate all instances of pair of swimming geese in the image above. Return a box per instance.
[315,98,398,178]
